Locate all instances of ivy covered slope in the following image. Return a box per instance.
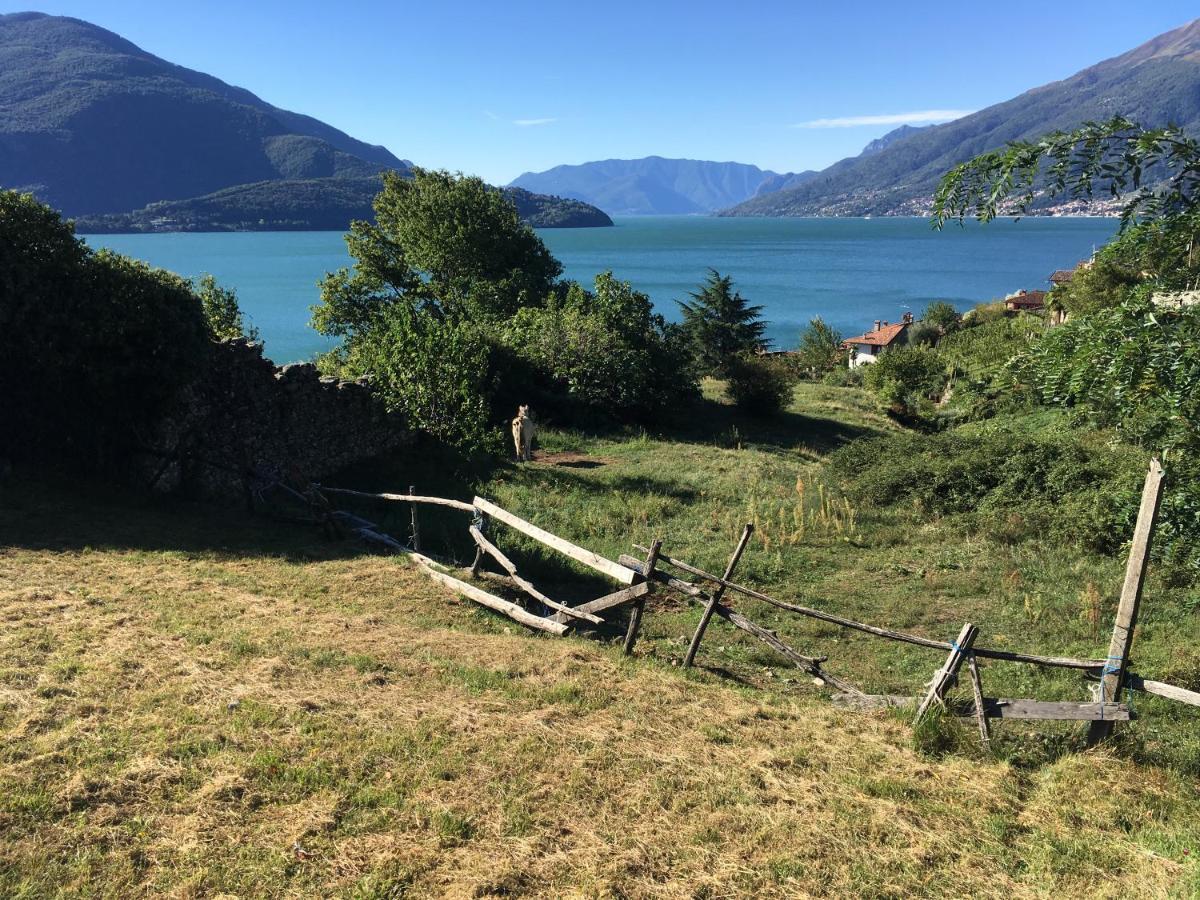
[723,18,1200,216]
[0,13,611,230]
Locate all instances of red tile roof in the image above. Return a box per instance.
[1049,269,1076,285]
[841,321,908,348]
[1005,289,1047,309]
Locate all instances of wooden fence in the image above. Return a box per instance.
[295,457,1199,746]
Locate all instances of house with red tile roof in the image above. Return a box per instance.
[1004,289,1047,311]
[841,313,912,368]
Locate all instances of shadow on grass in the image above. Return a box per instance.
[652,396,880,455]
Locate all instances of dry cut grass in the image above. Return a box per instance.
[2,480,1199,898]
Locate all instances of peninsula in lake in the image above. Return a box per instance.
[0,12,611,230]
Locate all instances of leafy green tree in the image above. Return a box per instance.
[196,274,259,342]
[677,269,767,375]
[373,167,560,320]
[794,316,844,376]
[922,301,961,333]
[312,168,564,451]
[932,116,1200,229]
[1016,295,1200,454]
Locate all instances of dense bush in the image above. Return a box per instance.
[1016,295,1200,454]
[862,345,945,416]
[829,420,1146,554]
[725,354,793,415]
[502,274,696,423]
[822,364,864,388]
[196,274,258,342]
[0,191,209,467]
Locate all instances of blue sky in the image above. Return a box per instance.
[9,1,1199,183]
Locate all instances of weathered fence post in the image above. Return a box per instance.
[1087,456,1166,746]
[914,622,978,725]
[683,524,754,668]
[409,484,422,553]
[966,652,990,749]
[469,511,488,577]
[623,539,662,655]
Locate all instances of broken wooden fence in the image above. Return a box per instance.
[314,486,660,639]
[309,456,1200,745]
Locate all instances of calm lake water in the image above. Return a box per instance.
[87,216,1117,364]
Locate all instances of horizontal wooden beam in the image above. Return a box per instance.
[318,485,478,513]
[476,497,636,585]
[832,693,1131,721]
[1127,674,1200,708]
[419,564,568,636]
[547,582,650,624]
[635,544,1105,671]
[620,554,704,597]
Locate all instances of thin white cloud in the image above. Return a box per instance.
[483,110,499,120]
[793,109,975,129]
[513,117,557,127]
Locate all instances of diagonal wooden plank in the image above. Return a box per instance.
[420,564,568,636]
[468,525,602,624]
[547,582,650,624]
[474,497,636,585]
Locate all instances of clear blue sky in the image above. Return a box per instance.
[8,1,1199,183]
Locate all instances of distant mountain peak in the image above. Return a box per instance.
[510,156,813,215]
[859,124,930,157]
[721,18,1200,218]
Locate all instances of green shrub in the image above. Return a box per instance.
[0,191,209,467]
[725,354,793,415]
[196,274,258,342]
[828,418,1158,559]
[822,365,864,388]
[351,307,498,455]
[501,273,696,424]
[862,345,945,416]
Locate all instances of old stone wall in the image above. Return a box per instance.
[144,339,412,497]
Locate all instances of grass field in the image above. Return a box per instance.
[3,382,1199,897]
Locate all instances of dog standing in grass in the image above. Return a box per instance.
[511,405,536,462]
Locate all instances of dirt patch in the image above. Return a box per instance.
[531,450,612,469]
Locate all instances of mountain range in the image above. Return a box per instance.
[513,19,1200,219]
[0,12,611,229]
[724,18,1200,216]
[509,157,817,215]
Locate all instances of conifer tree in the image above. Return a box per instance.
[677,269,767,375]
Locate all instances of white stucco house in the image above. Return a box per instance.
[842,313,912,368]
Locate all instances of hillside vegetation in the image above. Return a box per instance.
[4,381,1199,897]
[723,19,1200,216]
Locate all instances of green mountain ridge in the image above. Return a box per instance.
[72,179,614,233]
[509,156,817,215]
[722,18,1200,217]
[0,12,611,230]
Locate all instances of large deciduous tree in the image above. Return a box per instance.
[312,168,565,452]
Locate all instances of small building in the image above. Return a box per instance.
[841,312,912,368]
[1049,268,1077,287]
[1004,289,1047,311]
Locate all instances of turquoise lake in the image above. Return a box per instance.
[87,216,1118,364]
